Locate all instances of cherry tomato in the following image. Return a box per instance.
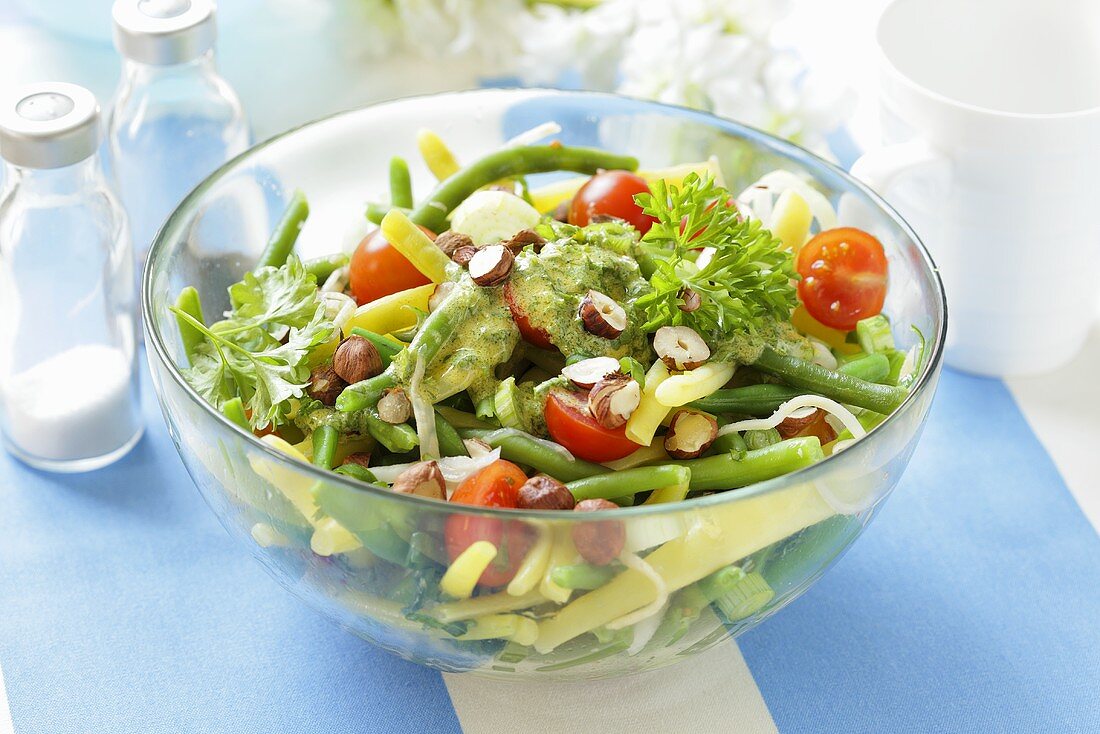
[444,460,534,588]
[544,388,639,463]
[569,170,657,234]
[349,226,435,305]
[796,227,888,331]
[502,281,555,350]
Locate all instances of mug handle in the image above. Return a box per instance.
[849,138,950,193]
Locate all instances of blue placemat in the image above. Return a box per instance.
[2,360,1099,732]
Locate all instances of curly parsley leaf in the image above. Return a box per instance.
[633,173,798,337]
[174,256,334,430]
[228,255,320,330]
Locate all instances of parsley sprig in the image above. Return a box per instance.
[634,174,797,336]
[171,255,334,430]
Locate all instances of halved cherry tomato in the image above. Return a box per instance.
[444,460,534,588]
[349,226,435,305]
[796,227,888,331]
[569,170,657,234]
[544,388,638,463]
[503,281,555,350]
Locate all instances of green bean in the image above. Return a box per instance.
[689,384,809,416]
[838,353,890,384]
[174,286,206,366]
[668,436,824,492]
[336,371,397,413]
[366,203,411,225]
[364,412,419,453]
[459,428,608,482]
[334,463,377,483]
[753,347,908,414]
[433,411,468,457]
[311,425,339,470]
[389,156,414,209]
[222,396,250,431]
[436,405,494,429]
[652,585,709,647]
[256,189,309,269]
[566,464,690,502]
[409,145,639,232]
[303,252,349,283]
[349,327,404,368]
[550,563,620,590]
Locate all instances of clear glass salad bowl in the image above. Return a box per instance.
[144,89,946,680]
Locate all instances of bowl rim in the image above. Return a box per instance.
[143,87,947,519]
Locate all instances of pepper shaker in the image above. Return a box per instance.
[107,0,249,287]
[0,83,143,471]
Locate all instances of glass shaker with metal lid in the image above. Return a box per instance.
[0,83,143,472]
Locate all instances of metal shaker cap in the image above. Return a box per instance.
[0,83,101,169]
[112,0,217,66]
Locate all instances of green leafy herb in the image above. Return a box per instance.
[172,255,334,430]
[633,173,797,337]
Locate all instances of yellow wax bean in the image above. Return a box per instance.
[343,283,436,337]
[602,443,668,471]
[539,525,578,604]
[768,189,813,252]
[380,210,451,283]
[441,540,498,600]
[654,362,736,408]
[430,589,545,624]
[459,614,539,646]
[417,129,461,180]
[507,523,553,597]
[534,482,835,653]
[625,360,673,445]
[791,306,862,355]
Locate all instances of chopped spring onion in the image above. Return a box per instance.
[718,394,868,442]
[855,314,894,354]
[493,377,523,430]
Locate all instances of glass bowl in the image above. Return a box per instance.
[143,89,946,680]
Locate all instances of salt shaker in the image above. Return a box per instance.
[108,0,249,282]
[0,83,143,472]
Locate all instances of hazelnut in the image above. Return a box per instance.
[678,287,701,313]
[502,228,547,255]
[653,325,711,371]
[451,245,478,267]
[561,356,621,389]
[377,387,412,424]
[578,290,627,339]
[587,373,641,429]
[333,335,383,384]
[516,475,576,511]
[341,452,372,469]
[551,201,570,223]
[663,410,719,459]
[307,365,346,406]
[428,281,455,312]
[571,498,624,566]
[590,214,625,224]
[462,437,494,458]
[468,244,514,287]
[776,408,838,444]
[391,461,446,500]
[435,230,474,257]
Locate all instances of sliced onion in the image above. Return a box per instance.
[504,121,562,148]
[626,602,668,656]
[370,448,503,498]
[321,266,349,294]
[409,354,439,461]
[607,551,668,630]
[739,170,838,231]
[321,291,356,332]
[809,338,838,370]
[717,394,866,441]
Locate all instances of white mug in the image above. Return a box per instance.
[851,0,1100,376]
